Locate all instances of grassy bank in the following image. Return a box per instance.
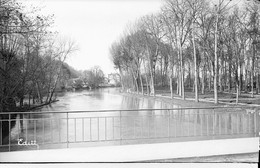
[122,87,260,108]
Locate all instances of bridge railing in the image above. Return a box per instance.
[0,107,259,152]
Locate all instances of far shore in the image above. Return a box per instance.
[119,88,260,108]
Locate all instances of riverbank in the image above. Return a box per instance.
[122,89,260,108]
[17,99,59,112]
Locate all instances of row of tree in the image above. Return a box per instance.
[110,0,260,104]
[0,0,77,112]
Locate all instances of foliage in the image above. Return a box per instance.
[0,0,77,112]
[82,66,105,88]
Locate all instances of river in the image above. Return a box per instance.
[1,88,258,151]
[38,87,179,111]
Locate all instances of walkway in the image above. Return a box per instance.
[0,137,258,162]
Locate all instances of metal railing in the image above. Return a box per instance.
[0,107,259,152]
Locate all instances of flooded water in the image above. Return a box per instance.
[1,88,259,151]
[39,87,179,111]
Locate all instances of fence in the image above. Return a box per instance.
[0,107,259,152]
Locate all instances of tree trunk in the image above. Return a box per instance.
[188,62,192,89]
[214,14,219,104]
[236,83,239,104]
[251,43,255,97]
[143,62,150,95]
[139,68,144,95]
[169,59,174,99]
[161,57,163,87]
[228,58,232,93]
[219,57,223,93]
[256,72,259,94]
[236,63,240,104]
[245,69,248,92]
[130,68,139,94]
[239,63,243,95]
[209,69,212,91]
[119,68,125,92]
[178,33,185,100]
[201,65,205,95]
[192,23,198,102]
[148,58,155,96]
[28,93,31,107]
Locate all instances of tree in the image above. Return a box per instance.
[110,0,260,105]
[187,0,207,102]
[0,0,77,111]
[212,0,233,104]
[82,66,105,89]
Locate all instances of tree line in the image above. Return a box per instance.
[0,0,77,112]
[110,0,260,104]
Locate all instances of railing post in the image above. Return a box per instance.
[212,109,215,136]
[120,110,122,144]
[112,117,114,140]
[147,115,150,138]
[174,113,177,138]
[50,119,53,143]
[226,114,229,135]
[194,112,197,136]
[141,116,143,138]
[231,113,233,135]
[154,112,157,138]
[90,118,92,141]
[187,111,190,136]
[42,118,45,144]
[66,112,69,148]
[0,117,2,146]
[133,118,136,139]
[74,118,77,142]
[206,114,209,136]
[168,110,170,142]
[237,113,240,134]
[219,114,221,135]
[34,120,36,144]
[248,114,250,134]
[258,111,260,137]
[255,110,259,137]
[105,117,107,141]
[82,118,84,141]
[97,118,99,141]
[8,113,11,152]
[59,118,61,143]
[26,118,28,142]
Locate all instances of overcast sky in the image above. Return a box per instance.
[22,0,247,75]
[22,0,163,75]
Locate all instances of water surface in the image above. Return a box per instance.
[2,88,258,151]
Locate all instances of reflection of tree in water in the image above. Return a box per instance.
[227,113,232,133]
[121,96,140,110]
[147,99,156,111]
[195,109,201,124]
[91,90,104,100]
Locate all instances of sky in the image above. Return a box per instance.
[21,0,248,75]
[22,0,163,75]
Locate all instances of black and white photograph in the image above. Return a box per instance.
[0,0,259,167]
